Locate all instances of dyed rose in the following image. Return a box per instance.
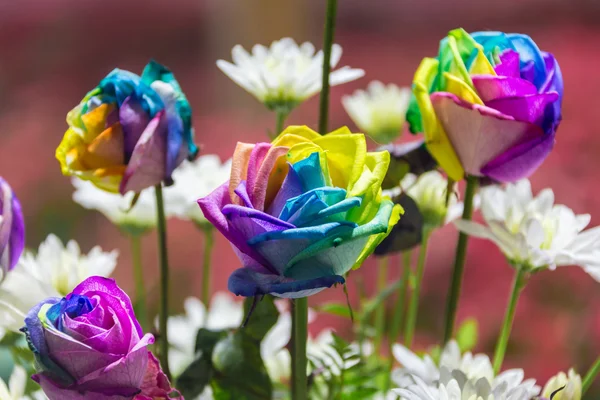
[407,28,562,182]
[198,126,402,298]
[0,177,25,281]
[56,60,199,194]
[22,276,179,400]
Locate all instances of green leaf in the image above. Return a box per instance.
[315,302,352,319]
[242,296,278,342]
[456,318,478,352]
[211,331,273,400]
[178,328,228,399]
[177,356,213,399]
[195,328,228,353]
[360,279,402,321]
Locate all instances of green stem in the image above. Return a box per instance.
[443,175,479,342]
[154,184,171,380]
[385,251,412,391]
[275,109,288,139]
[374,257,389,354]
[404,229,431,348]
[492,266,528,374]
[317,0,338,134]
[130,234,148,332]
[583,356,600,394]
[291,297,308,400]
[200,225,215,311]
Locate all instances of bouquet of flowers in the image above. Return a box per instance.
[1,2,597,400]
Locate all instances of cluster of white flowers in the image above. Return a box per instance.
[0,234,117,332]
[217,38,364,111]
[0,366,45,400]
[342,81,411,144]
[454,179,600,276]
[72,155,232,230]
[164,156,232,225]
[391,341,540,400]
[72,179,157,233]
[383,170,472,229]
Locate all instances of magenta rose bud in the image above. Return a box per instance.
[0,177,25,281]
[22,276,180,400]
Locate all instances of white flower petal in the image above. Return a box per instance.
[218,38,362,107]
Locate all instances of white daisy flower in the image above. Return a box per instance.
[0,365,45,400]
[384,171,473,228]
[394,372,536,400]
[217,38,364,111]
[391,340,539,399]
[72,178,157,233]
[542,369,582,400]
[164,155,232,225]
[0,234,117,332]
[342,81,411,144]
[454,179,600,275]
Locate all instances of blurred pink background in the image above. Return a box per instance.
[2,0,600,396]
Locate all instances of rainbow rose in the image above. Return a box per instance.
[0,177,25,281]
[56,60,198,194]
[22,277,179,400]
[198,126,402,298]
[407,28,563,182]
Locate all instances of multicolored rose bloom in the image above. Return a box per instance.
[198,126,402,298]
[0,177,25,282]
[56,60,199,194]
[21,276,180,400]
[407,28,563,182]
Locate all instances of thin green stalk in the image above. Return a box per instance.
[292,297,309,400]
[200,225,215,310]
[492,266,528,374]
[384,251,412,391]
[404,229,432,348]
[443,175,479,342]
[154,184,171,380]
[317,0,338,134]
[374,257,389,354]
[130,234,148,331]
[583,356,600,394]
[275,109,288,138]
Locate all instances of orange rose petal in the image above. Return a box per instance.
[80,103,115,143]
[86,123,126,167]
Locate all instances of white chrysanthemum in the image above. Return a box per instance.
[164,155,232,225]
[0,366,45,400]
[394,371,537,400]
[385,171,472,228]
[217,38,364,110]
[0,234,117,332]
[72,178,156,232]
[454,179,600,275]
[542,369,582,400]
[391,340,539,400]
[342,81,411,144]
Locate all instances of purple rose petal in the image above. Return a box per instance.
[481,131,555,182]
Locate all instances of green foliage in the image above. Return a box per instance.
[308,333,383,400]
[177,296,278,400]
[315,302,352,319]
[243,296,279,341]
[456,318,479,353]
[211,331,273,399]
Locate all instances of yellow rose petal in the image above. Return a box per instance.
[80,103,115,143]
[413,82,464,181]
[313,132,367,192]
[443,72,483,105]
